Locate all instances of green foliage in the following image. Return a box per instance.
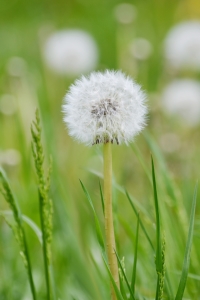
[175,183,198,300]
[0,169,37,300]
[31,109,54,300]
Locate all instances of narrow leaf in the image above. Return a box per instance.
[99,180,105,216]
[131,213,140,295]
[0,211,42,244]
[80,180,105,251]
[114,250,135,300]
[151,156,162,273]
[102,253,125,300]
[175,183,198,300]
[125,190,154,251]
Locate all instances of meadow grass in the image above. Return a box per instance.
[1,0,200,299]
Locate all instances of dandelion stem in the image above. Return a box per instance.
[103,142,119,300]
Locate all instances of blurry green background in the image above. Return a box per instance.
[1,0,200,299]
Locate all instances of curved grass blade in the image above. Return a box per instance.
[151,156,162,273]
[102,252,125,300]
[114,250,135,300]
[0,210,42,244]
[119,274,128,300]
[151,156,165,300]
[144,132,176,202]
[80,180,105,251]
[131,213,140,295]
[125,190,154,251]
[0,169,37,300]
[99,180,105,216]
[175,182,198,300]
[131,144,151,182]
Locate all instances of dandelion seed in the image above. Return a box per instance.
[161,79,200,126]
[114,3,137,24]
[130,38,153,61]
[164,21,200,71]
[43,29,99,76]
[0,94,17,116]
[63,70,147,145]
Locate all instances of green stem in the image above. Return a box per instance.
[21,226,37,300]
[103,142,119,300]
[39,191,51,300]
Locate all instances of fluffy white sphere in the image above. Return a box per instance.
[164,21,200,71]
[63,70,147,145]
[43,29,99,76]
[161,79,200,126]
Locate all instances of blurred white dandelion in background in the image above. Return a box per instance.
[0,149,21,167]
[164,21,200,71]
[63,70,147,145]
[130,38,153,61]
[43,29,99,76]
[6,56,27,77]
[0,94,17,116]
[114,3,137,24]
[159,133,181,154]
[161,79,200,126]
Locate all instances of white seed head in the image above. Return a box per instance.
[161,79,200,126]
[43,29,99,76]
[63,70,147,145]
[164,21,200,71]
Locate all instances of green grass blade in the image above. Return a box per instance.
[99,180,105,216]
[119,275,128,300]
[144,132,176,202]
[131,213,140,295]
[114,250,136,300]
[102,252,125,300]
[151,156,162,273]
[125,190,154,251]
[0,210,42,244]
[0,169,37,300]
[131,144,151,182]
[175,183,198,300]
[80,180,105,251]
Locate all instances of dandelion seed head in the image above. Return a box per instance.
[43,29,99,76]
[161,79,200,126]
[114,3,137,24]
[164,21,200,71]
[130,38,153,61]
[63,70,147,145]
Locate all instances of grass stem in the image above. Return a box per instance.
[21,227,37,300]
[39,191,51,300]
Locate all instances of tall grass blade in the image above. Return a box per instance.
[119,275,128,300]
[131,213,140,295]
[102,253,125,300]
[151,156,162,273]
[175,183,198,300]
[114,250,136,300]
[0,210,42,244]
[125,190,154,251]
[0,168,37,300]
[151,156,165,300]
[131,144,151,182]
[99,180,105,216]
[80,180,105,251]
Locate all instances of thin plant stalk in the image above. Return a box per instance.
[39,191,51,300]
[21,227,37,300]
[103,142,119,299]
